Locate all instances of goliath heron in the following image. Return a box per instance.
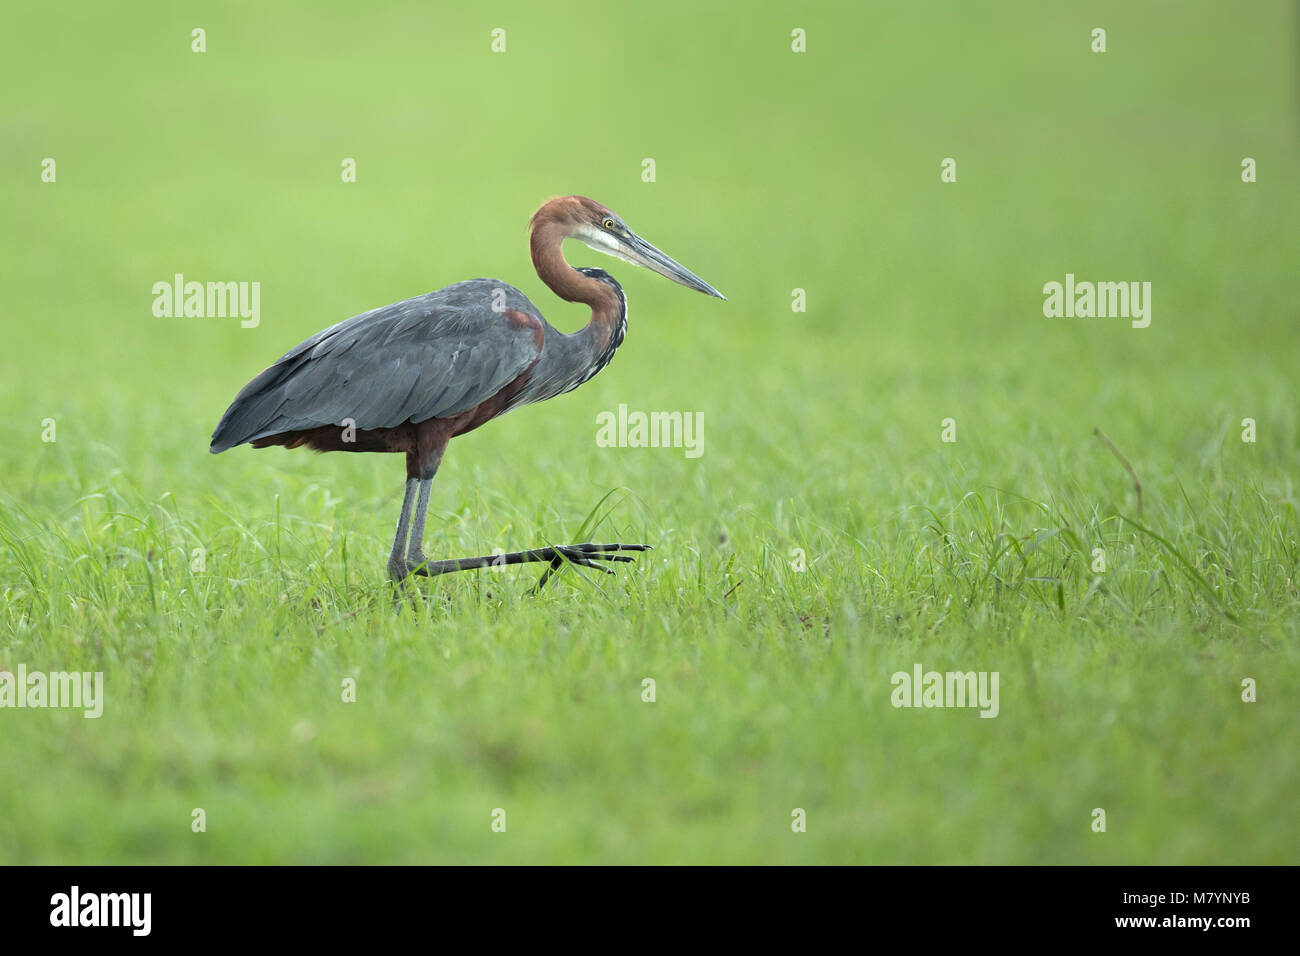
[210,196,725,584]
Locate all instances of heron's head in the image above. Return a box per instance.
[531,196,726,300]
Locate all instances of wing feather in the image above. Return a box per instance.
[210,279,543,452]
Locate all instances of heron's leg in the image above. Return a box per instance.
[406,477,433,571]
[386,478,419,581]
[410,542,651,581]
[395,427,647,586]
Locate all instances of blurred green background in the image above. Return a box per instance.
[1,1,1297,863]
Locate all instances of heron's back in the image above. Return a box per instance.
[209,279,547,453]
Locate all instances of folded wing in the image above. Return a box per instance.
[210,279,543,453]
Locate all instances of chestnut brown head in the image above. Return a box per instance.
[530,196,725,299]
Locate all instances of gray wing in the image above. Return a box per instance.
[210,279,543,452]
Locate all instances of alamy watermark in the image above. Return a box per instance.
[595,404,704,458]
[0,664,104,718]
[152,273,260,328]
[50,886,150,936]
[890,664,999,718]
[1043,273,1151,328]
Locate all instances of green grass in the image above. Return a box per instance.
[1,0,1297,863]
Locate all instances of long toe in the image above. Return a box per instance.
[562,552,636,564]
[568,542,651,553]
[568,557,616,574]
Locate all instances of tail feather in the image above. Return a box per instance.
[209,352,313,453]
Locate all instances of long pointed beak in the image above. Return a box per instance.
[621,232,727,300]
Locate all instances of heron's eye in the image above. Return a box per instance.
[602,218,617,231]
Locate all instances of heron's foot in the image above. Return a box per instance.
[537,542,648,570]
[530,543,651,592]
[388,542,651,585]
